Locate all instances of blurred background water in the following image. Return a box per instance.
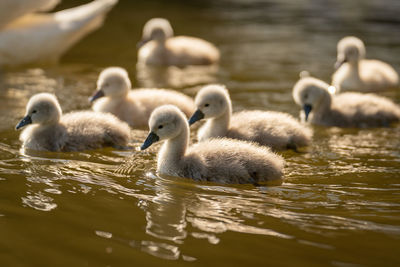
[0,0,400,266]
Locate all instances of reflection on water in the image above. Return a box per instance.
[1,0,400,266]
[144,175,188,244]
[136,63,220,89]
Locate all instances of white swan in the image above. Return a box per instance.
[16,93,130,152]
[140,105,284,184]
[0,0,61,30]
[332,36,399,92]
[0,0,60,29]
[293,76,400,128]
[137,18,220,67]
[0,0,118,67]
[89,67,195,128]
[188,84,312,151]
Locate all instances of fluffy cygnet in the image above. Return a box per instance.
[188,84,312,151]
[293,76,400,128]
[89,67,195,127]
[332,36,399,92]
[16,93,130,152]
[137,18,220,66]
[140,105,284,184]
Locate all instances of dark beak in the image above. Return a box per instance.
[16,115,32,130]
[334,58,347,70]
[137,38,150,49]
[89,89,105,103]
[303,104,312,122]
[140,132,160,150]
[188,109,205,126]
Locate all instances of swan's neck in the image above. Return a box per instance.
[211,111,230,135]
[155,39,168,49]
[34,122,58,134]
[201,106,231,140]
[103,91,128,111]
[158,124,189,175]
[42,111,61,126]
[313,91,332,121]
[43,121,59,128]
[348,60,361,75]
[111,88,129,100]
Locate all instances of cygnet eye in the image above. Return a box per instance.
[204,103,209,107]
[32,110,37,114]
[158,125,163,129]
[104,82,109,87]
[304,93,308,99]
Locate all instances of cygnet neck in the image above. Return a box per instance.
[158,122,189,173]
[346,60,362,85]
[209,110,230,137]
[155,39,168,52]
[313,89,332,121]
[39,117,60,130]
[110,86,130,100]
[348,59,360,70]
[44,108,62,126]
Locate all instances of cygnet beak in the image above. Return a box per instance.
[89,89,105,103]
[141,132,160,150]
[188,109,205,125]
[334,58,347,70]
[16,115,32,130]
[137,38,150,49]
[303,104,312,122]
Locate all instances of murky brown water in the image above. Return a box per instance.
[1,0,400,266]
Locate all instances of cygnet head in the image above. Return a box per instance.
[137,18,174,48]
[335,36,366,69]
[89,67,131,103]
[141,105,187,150]
[16,93,62,130]
[188,84,231,125]
[292,77,331,121]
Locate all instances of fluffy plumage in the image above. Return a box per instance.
[0,0,118,67]
[293,76,400,128]
[90,67,195,127]
[188,84,312,151]
[332,36,399,92]
[137,18,220,66]
[16,93,130,152]
[140,105,284,184]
